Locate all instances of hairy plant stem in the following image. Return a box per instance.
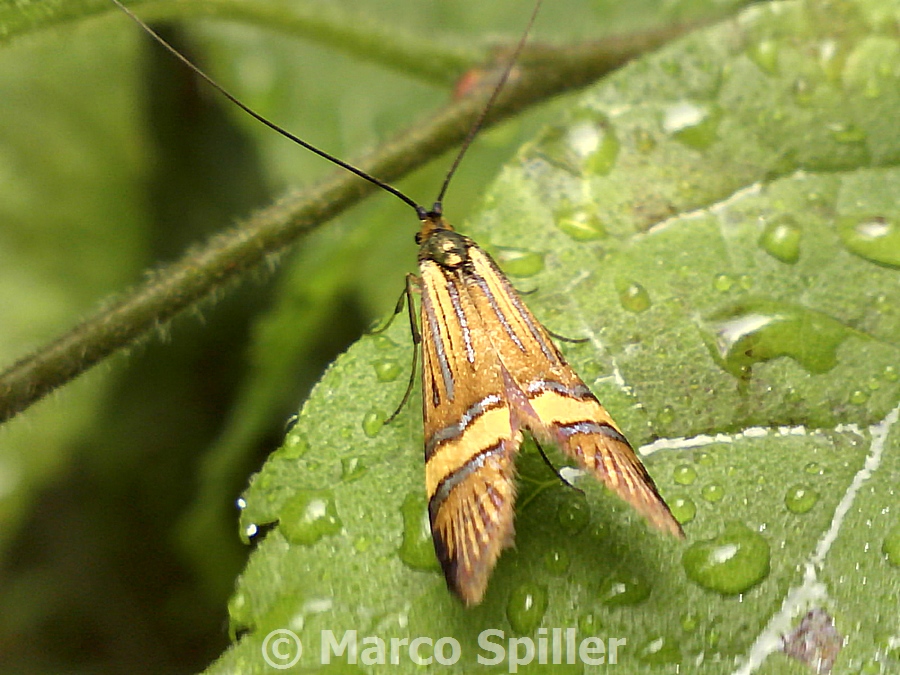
[0,24,698,424]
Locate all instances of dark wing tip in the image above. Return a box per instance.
[428,460,518,607]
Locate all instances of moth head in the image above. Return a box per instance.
[419,228,469,269]
[415,203,455,245]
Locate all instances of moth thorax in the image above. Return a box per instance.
[421,229,470,269]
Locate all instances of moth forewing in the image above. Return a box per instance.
[418,219,520,606]
[417,213,682,605]
[464,246,684,538]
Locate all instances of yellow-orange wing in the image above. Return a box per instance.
[416,221,680,607]
[418,248,522,606]
[463,243,683,538]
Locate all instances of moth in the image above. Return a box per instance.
[112,0,683,607]
[412,209,683,605]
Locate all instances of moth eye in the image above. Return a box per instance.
[415,233,423,245]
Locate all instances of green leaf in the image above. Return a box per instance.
[216,1,900,673]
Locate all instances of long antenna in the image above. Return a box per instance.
[109,0,423,215]
[433,0,543,212]
[111,0,542,220]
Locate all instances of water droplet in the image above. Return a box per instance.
[532,113,619,176]
[372,335,396,351]
[637,635,682,665]
[882,525,900,567]
[493,247,544,277]
[818,39,846,81]
[805,462,825,476]
[867,378,881,391]
[884,365,899,382]
[849,389,869,405]
[372,359,402,382]
[748,39,779,74]
[701,484,725,503]
[738,274,753,290]
[670,496,697,525]
[582,118,620,176]
[759,216,801,263]
[398,492,439,571]
[838,216,900,268]
[682,522,770,595]
[362,410,383,437]
[240,522,258,545]
[577,613,602,636]
[557,495,590,534]
[301,459,322,474]
[599,572,651,607]
[543,548,570,575]
[506,583,548,634]
[842,36,900,99]
[279,489,342,545]
[228,591,252,637]
[713,273,734,292]
[341,457,367,482]
[280,434,310,460]
[353,535,371,552]
[284,414,299,434]
[617,280,651,313]
[785,485,819,514]
[695,451,715,467]
[829,122,868,144]
[657,405,675,425]
[555,206,607,241]
[662,102,721,149]
[673,464,697,486]
[680,611,700,632]
[701,299,852,378]
[792,77,814,106]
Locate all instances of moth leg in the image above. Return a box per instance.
[367,280,411,335]
[544,328,589,344]
[385,274,422,423]
[518,297,587,344]
[508,284,586,343]
[533,439,584,495]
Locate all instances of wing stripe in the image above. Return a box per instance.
[446,271,476,364]
[503,280,560,362]
[555,420,629,445]
[469,248,560,363]
[424,394,504,460]
[468,270,526,351]
[428,442,505,516]
[525,379,594,399]
[424,405,512,496]
[421,266,455,403]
